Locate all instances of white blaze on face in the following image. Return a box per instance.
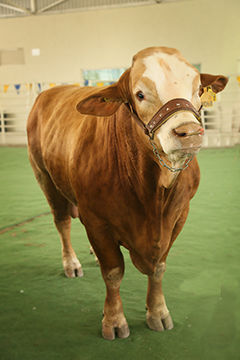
[143,53,196,103]
[133,50,201,158]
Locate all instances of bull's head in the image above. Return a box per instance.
[77,47,228,168]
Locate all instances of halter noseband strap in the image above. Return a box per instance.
[126,97,202,140]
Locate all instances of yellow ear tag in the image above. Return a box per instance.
[200,86,216,107]
[208,87,216,101]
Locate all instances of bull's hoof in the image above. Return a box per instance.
[146,312,174,332]
[65,266,83,278]
[162,313,174,330]
[63,257,83,278]
[146,315,164,332]
[102,322,130,340]
[102,324,115,340]
[117,324,130,339]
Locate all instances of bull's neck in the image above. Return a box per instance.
[114,105,179,193]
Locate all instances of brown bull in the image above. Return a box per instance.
[27,47,228,340]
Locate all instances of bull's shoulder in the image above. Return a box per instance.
[27,85,100,130]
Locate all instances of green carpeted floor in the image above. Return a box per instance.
[0,146,240,360]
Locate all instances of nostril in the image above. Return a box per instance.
[178,132,187,137]
[173,129,187,137]
[173,124,204,138]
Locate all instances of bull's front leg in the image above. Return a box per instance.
[86,229,130,340]
[146,262,174,331]
[102,265,130,340]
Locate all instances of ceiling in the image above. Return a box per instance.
[0,0,190,18]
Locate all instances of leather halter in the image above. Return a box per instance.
[126,98,202,140]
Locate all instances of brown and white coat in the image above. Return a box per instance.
[27,46,228,340]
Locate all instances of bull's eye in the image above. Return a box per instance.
[136,91,145,101]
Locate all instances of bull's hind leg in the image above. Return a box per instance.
[29,155,83,278]
[55,217,83,278]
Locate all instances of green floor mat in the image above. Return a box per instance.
[0,146,240,360]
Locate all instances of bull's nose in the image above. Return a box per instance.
[173,123,204,138]
[173,122,204,151]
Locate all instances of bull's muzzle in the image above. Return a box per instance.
[173,122,204,153]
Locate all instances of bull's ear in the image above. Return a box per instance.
[76,69,130,116]
[200,74,228,93]
[76,84,123,116]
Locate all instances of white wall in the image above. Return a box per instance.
[0,0,239,84]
